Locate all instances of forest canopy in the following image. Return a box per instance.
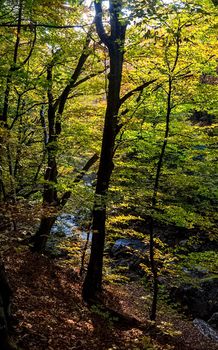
[0,0,217,349]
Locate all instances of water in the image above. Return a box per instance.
[46,213,92,256]
[51,213,80,237]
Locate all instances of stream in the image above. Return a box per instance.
[46,213,92,256]
[46,213,146,262]
[51,213,88,239]
[46,214,218,328]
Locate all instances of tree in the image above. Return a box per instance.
[104,0,217,319]
[0,0,37,201]
[82,0,156,303]
[82,0,127,302]
[0,259,15,350]
[0,0,104,251]
[32,29,96,252]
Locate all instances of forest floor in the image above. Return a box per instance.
[4,247,218,350]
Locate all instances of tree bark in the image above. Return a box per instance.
[149,76,172,321]
[149,20,182,320]
[32,154,98,252]
[0,0,36,201]
[82,0,126,303]
[0,260,16,350]
[32,214,57,253]
[32,28,101,252]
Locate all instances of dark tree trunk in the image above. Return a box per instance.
[0,1,22,201]
[149,23,181,320]
[82,0,126,303]
[32,32,93,252]
[0,260,16,350]
[32,215,57,252]
[32,63,59,252]
[1,0,22,126]
[32,153,98,253]
[32,103,48,184]
[0,0,36,201]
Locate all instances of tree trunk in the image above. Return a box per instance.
[32,107,58,251]
[31,62,59,252]
[32,33,92,252]
[82,0,126,303]
[149,76,172,321]
[0,1,22,201]
[32,215,57,252]
[0,260,16,350]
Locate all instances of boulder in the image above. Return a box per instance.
[110,238,148,273]
[111,238,147,257]
[170,277,218,320]
[208,313,218,330]
[182,266,208,278]
[193,318,218,343]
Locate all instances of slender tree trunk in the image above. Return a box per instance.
[32,31,93,252]
[32,103,48,186]
[1,0,22,126]
[0,260,16,350]
[32,101,58,251]
[0,1,22,201]
[82,0,126,303]
[32,215,57,252]
[149,77,172,321]
[0,173,6,201]
[14,97,24,183]
[149,23,181,320]
[0,0,36,201]
[32,63,58,252]
[80,221,91,276]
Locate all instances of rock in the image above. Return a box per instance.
[193,318,218,343]
[53,230,66,238]
[179,240,188,247]
[110,238,148,273]
[111,238,147,258]
[182,266,208,278]
[208,313,218,330]
[170,277,218,319]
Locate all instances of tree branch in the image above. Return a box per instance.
[73,66,109,88]
[0,22,87,29]
[19,25,37,67]
[94,1,110,46]
[59,153,99,207]
[119,79,157,106]
[74,153,99,183]
[54,32,92,113]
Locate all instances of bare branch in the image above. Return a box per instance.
[54,32,92,113]
[0,22,87,29]
[171,23,181,73]
[59,153,99,207]
[119,79,157,106]
[94,1,110,46]
[73,66,109,88]
[17,101,48,118]
[74,153,99,183]
[19,25,37,67]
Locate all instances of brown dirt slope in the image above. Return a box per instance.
[4,249,218,350]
